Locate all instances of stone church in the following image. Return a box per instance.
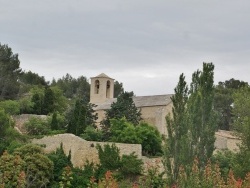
[90,73,173,135]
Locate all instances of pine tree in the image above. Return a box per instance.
[0,43,21,100]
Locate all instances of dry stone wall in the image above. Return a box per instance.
[32,134,142,168]
[13,114,47,133]
[215,130,241,153]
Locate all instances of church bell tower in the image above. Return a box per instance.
[90,73,114,104]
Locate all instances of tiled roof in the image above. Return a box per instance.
[94,94,173,110]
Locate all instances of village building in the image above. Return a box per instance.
[90,73,173,135]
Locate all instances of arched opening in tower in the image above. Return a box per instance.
[106,80,110,98]
[95,80,100,94]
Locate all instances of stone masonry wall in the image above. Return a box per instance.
[32,134,142,168]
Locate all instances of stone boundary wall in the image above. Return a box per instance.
[31,131,241,171]
[32,134,142,168]
[13,114,47,134]
[215,130,241,152]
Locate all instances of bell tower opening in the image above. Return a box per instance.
[106,80,110,98]
[95,80,100,94]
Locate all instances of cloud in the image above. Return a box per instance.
[1,0,250,95]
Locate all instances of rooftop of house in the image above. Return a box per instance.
[94,94,173,110]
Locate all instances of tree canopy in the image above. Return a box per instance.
[214,78,249,130]
[0,43,22,100]
[102,91,141,128]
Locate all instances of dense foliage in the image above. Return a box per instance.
[101,91,142,140]
[214,78,249,130]
[164,63,218,184]
[109,118,162,156]
[0,43,21,100]
[164,73,189,184]
[67,99,97,136]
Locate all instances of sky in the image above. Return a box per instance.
[1,0,250,96]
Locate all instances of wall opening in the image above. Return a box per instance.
[95,80,100,94]
[106,80,110,98]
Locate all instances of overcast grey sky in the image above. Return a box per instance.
[1,0,250,96]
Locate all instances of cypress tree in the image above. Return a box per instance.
[51,112,58,130]
[31,93,43,115]
[43,87,55,115]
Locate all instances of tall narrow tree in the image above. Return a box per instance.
[163,73,189,184]
[187,62,217,167]
[67,99,97,136]
[42,87,55,114]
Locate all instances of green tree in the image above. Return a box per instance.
[67,98,97,136]
[51,112,59,130]
[187,62,217,167]
[19,70,47,86]
[24,117,50,135]
[114,81,124,98]
[51,74,90,100]
[214,78,248,130]
[19,96,34,114]
[0,100,20,115]
[67,99,86,136]
[0,108,14,154]
[47,143,72,186]
[136,122,162,156]
[96,144,121,171]
[14,144,54,188]
[120,152,143,179]
[163,73,189,184]
[31,93,43,114]
[0,151,26,188]
[42,87,55,114]
[75,76,90,100]
[101,92,141,140]
[110,118,162,156]
[230,86,250,178]
[50,86,68,114]
[80,125,103,141]
[110,118,140,144]
[0,43,21,100]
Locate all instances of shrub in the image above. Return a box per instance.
[81,126,103,141]
[0,100,20,115]
[120,152,143,178]
[96,144,121,171]
[24,117,50,135]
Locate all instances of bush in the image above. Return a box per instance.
[81,126,103,141]
[120,152,143,178]
[24,117,50,135]
[96,144,121,171]
[136,122,162,156]
[110,118,162,156]
[0,100,20,115]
